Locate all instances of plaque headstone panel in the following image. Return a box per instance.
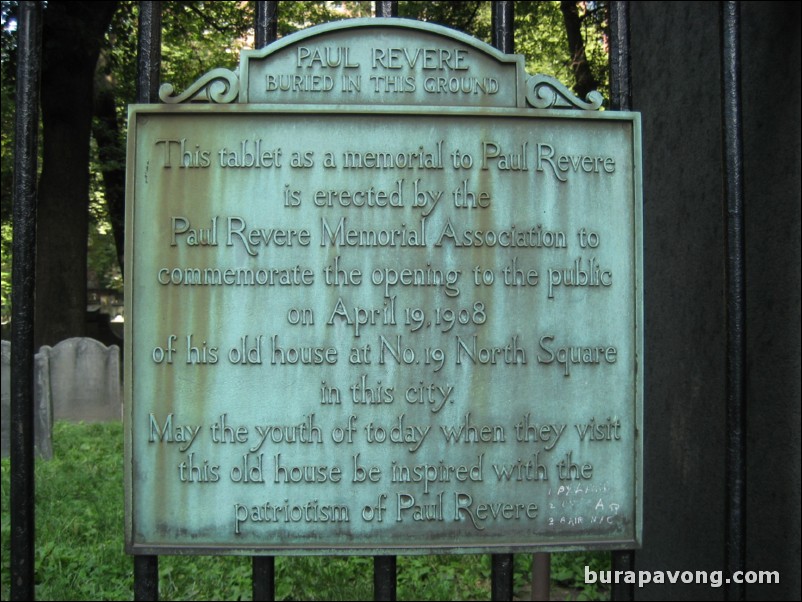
[126,19,642,555]
[1,340,53,459]
[44,337,121,422]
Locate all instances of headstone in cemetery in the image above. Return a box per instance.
[125,19,643,555]
[42,337,121,422]
[1,340,53,459]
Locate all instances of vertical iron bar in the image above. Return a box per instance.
[375,1,398,18]
[608,5,634,601]
[491,553,514,602]
[491,4,514,599]
[491,1,514,54]
[136,1,162,104]
[10,3,41,600]
[252,5,278,600]
[134,3,162,598]
[374,556,397,602]
[252,556,275,602]
[531,553,550,601]
[134,555,160,602]
[255,1,278,50]
[611,550,635,601]
[370,6,397,599]
[721,2,746,600]
[609,1,631,111]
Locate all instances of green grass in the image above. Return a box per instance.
[1,422,610,600]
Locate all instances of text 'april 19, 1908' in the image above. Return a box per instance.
[126,21,641,555]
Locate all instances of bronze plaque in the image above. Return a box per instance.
[125,19,642,555]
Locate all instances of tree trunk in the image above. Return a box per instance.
[560,1,599,100]
[35,1,118,348]
[92,69,126,275]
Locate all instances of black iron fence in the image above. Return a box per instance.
[9,2,747,600]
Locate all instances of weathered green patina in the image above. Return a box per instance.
[125,18,642,555]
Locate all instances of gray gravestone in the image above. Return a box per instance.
[41,337,121,422]
[1,340,53,459]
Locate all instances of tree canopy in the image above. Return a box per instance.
[0,1,608,340]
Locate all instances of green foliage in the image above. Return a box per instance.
[1,221,10,322]
[516,2,571,79]
[398,553,491,600]
[0,1,610,324]
[160,2,252,92]
[274,556,372,600]
[108,0,352,104]
[516,1,609,100]
[1,2,18,322]
[87,170,123,293]
[574,1,610,99]
[1,422,131,600]
[278,1,354,36]
[551,550,611,600]
[401,1,492,42]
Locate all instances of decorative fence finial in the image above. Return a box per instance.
[526,74,604,110]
